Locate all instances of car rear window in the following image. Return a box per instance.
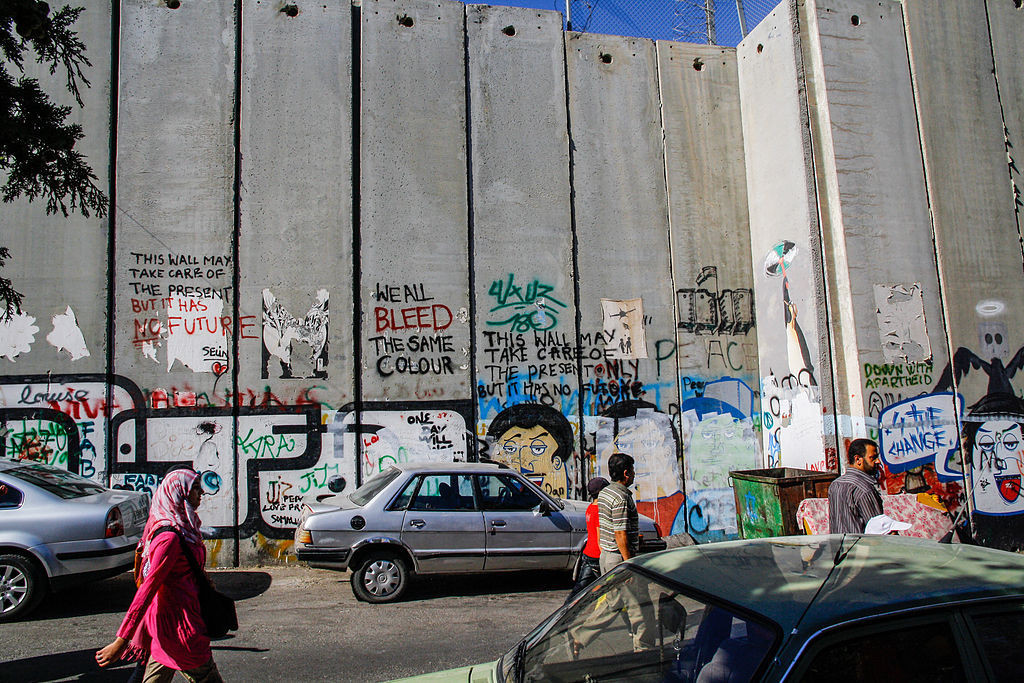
[798,619,966,682]
[3,463,107,499]
[349,467,402,506]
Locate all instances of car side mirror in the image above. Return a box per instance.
[536,501,552,516]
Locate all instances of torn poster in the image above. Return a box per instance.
[47,306,90,360]
[874,283,930,364]
[165,294,228,373]
[601,298,647,360]
[262,288,329,379]
[0,312,39,361]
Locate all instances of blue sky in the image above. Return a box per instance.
[460,0,780,47]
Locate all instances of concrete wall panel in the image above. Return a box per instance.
[466,6,579,498]
[659,41,760,540]
[801,0,952,496]
[738,1,836,472]
[359,0,471,410]
[111,0,238,561]
[904,0,1024,548]
[237,1,353,563]
[0,3,112,484]
[566,32,680,531]
[0,3,111,378]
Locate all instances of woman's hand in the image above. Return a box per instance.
[95,637,127,668]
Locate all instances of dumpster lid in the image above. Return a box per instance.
[729,467,838,483]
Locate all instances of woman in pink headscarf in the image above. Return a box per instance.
[96,469,223,682]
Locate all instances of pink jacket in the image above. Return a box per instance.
[117,532,211,670]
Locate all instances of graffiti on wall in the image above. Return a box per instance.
[368,282,459,378]
[601,298,647,360]
[126,251,257,370]
[483,403,574,499]
[676,266,755,337]
[0,374,476,546]
[591,401,681,536]
[262,288,329,379]
[679,377,759,541]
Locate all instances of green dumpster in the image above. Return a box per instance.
[729,468,837,539]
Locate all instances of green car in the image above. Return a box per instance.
[392,534,1024,682]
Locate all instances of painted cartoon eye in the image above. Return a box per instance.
[978,434,997,451]
[502,442,518,454]
[530,441,548,456]
[1002,434,1020,451]
[985,333,993,344]
[995,333,1004,344]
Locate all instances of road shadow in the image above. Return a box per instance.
[208,570,273,600]
[408,571,570,601]
[29,573,137,621]
[23,571,272,624]
[0,649,136,682]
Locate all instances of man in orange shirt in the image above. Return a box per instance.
[566,477,609,601]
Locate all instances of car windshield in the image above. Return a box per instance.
[505,565,777,683]
[3,462,107,499]
[349,466,402,506]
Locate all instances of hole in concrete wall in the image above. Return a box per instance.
[397,14,414,27]
[1014,0,1022,8]
[599,52,613,64]
[756,43,763,53]
[502,25,516,36]
[851,14,860,25]
[693,57,704,71]
[120,443,131,455]
[165,0,181,8]
[281,4,299,17]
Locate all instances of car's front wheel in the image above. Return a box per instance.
[0,553,45,622]
[351,551,410,603]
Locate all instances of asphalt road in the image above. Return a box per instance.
[1,566,569,682]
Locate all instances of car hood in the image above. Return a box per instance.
[388,661,497,683]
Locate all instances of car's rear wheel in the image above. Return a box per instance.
[0,553,44,622]
[351,551,410,603]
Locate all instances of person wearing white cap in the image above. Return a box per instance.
[864,514,912,535]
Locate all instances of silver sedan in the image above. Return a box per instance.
[294,461,666,603]
[0,458,149,621]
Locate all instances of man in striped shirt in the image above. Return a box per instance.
[828,438,884,534]
[596,452,639,574]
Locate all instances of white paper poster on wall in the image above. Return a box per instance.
[601,298,647,359]
[165,294,228,373]
[47,306,90,360]
[874,283,931,363]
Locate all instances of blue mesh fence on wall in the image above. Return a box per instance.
[463,0,783,46]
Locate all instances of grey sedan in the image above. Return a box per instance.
[0,458,149,621]
[294,461,666,603]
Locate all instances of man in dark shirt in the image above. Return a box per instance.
[828,438,884,534]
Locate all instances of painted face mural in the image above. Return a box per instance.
[486,404,573,499]
[971,420,1024,515]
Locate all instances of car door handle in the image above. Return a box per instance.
[490,520,507,528]
[409,519,426,528]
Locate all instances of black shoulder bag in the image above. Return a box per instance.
[170,531,239,638]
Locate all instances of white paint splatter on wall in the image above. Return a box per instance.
[47,306,90,360]
[874,283,931,363]
[0,312,39,361]
[601,297,647,360]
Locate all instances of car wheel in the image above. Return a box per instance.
[351,551,410,603]
[0,553,45,622]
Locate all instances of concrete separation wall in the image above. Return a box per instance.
[4,0,1024,561]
